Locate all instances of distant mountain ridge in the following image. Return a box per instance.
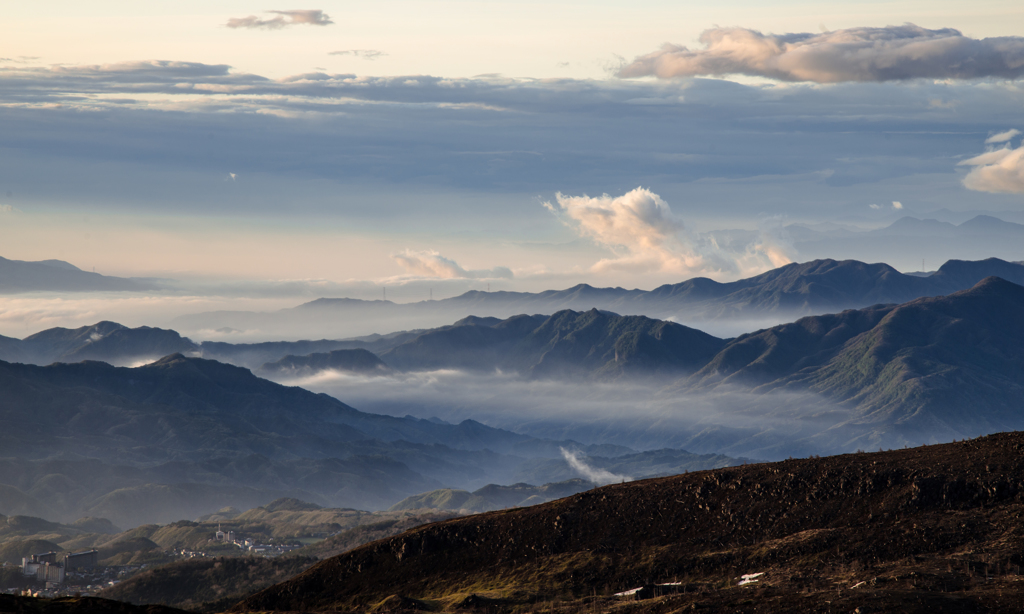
[784,214,1024,268]
[171,257,1024,339]
[0,256,160,293]
[377,310,725,378]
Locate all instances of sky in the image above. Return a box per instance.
[1,1,1024,334]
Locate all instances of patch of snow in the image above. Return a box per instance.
[613,587,642,597]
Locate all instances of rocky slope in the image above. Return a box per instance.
[234,431,1024,613]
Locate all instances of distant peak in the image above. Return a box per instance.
[147,353,189,366]
[969,276,1023,292]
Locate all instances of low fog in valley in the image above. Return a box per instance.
[276,368,851,459]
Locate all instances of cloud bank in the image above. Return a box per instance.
[393,249,513,280]
[227,10,333,30]
[545,188,794,278]
[619,24,1024,83]
[960,130,1024,194]
[330,50,387,60]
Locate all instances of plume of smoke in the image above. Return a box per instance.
[226,10,333,30]
[560,448,631,485]
[544,187,794,279]
[960,131,1024,194]
[619,24,1024,83]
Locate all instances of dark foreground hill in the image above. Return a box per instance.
[0,594,186,614]
[235,432,1024,613]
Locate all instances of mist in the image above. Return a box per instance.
[271,368,859,460]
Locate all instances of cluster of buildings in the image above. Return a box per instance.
[213,525,301,556]
[21,550,98,587]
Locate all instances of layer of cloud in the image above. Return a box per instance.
[619,24,1024,83]
[2,57,1024,271]
[986,129,1021,144]
[227,10,333,30]
[0,204,20,213]
[544,188,794,278]
[960,131,1024,194]
[329,50,387,60]
[392,249,513,280]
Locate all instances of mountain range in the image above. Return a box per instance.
[170,256,1024,340]
[5,274,1024,460]
[0,353,743,526]
[784,214,1024,269]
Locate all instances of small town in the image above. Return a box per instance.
[3,527,306,598]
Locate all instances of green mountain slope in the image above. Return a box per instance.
[381,309,726,378]
[688,277,1024,449]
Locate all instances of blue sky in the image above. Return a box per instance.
[1,1,1023,324]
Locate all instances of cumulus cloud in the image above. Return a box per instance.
[892,201,904,210]
[0,204,20,213]
[226,9,333,29]
[960,131,1024,194]
[329,50,387,60]
[392,249,513,280]
[619,24,1024,83]
[544,187,794,278]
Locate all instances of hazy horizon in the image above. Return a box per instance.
[2,3,1023,334]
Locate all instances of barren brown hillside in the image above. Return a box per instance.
[234,431,1024,613]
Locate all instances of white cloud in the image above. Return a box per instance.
[0,204,20,213]
[869,204,881,210]
[226,10,333,30]
[544,188,794,278]
[392,249,513,280]
[619,24,1024,83]
[960,137,1024,194]
[329,50,387,60]
[892,201,903,210]
[986,129,1021,144]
